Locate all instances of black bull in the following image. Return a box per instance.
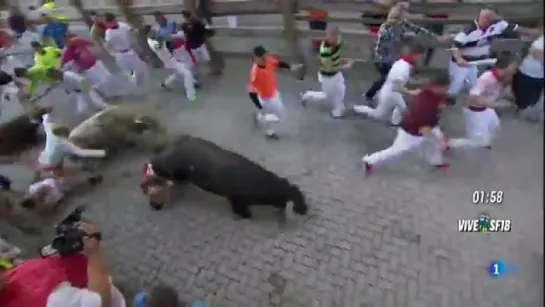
[0,113,44,156]
[143,135,309,219]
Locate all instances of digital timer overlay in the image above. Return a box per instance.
[488,259,517,278]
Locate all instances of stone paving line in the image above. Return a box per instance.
[0,58,543,306]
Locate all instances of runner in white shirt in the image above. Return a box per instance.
[47,69,109,115]
[512,35,544,119]
[447,56,517,150]
[103,13,149,90]
[143,26,196,101]
[36,111,106,180]
[354,44,426,125]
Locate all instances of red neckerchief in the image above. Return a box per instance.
[490,68,504,82]
[400,54,418,67]
[106,22,119,29]
[140,162,155,194]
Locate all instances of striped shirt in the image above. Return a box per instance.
[319,40,342,76]
[452,20,518,62]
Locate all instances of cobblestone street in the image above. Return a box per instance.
[1,58,543,307]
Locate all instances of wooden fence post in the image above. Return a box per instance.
[280,0,306,78]
[69,0,94,28]
[113,0,163,68]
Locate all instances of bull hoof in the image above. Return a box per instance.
[233,211,252,219]
[150,202,166,211]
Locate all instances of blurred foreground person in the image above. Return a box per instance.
[0,222,127,307]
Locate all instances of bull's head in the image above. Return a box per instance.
[133,115,159,134]
[278,181,308,219]
[140,163,172,210]
[132,115,169,152]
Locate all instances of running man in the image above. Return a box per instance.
[143,26,196,101]
[31,41,61,70]
[60,34,116,98]
[446,56,517,150]
[250,46,302,139]
[14,67,108,115]
[363,74,452,175]
[300,26,353,118]
[103,13,149,90]
[354,44,427,126]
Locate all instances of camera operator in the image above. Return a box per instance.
[0,222,122,307]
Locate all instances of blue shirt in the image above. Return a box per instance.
[155,20,177,41]
[41,21,68,48]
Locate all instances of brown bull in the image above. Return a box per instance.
[68,105,169,153]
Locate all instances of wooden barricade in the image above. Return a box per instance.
[3,0,540,76]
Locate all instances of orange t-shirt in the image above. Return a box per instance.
[250,55,279,99]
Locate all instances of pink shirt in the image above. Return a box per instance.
[61,38,97,71]
[469,69,504,103]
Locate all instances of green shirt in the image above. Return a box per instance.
[25,65,55,95]
[319,39,342,76]
[34,46,61,69]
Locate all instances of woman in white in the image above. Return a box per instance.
[35,110,106,180]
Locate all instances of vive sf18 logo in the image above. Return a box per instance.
[458,213,511,233]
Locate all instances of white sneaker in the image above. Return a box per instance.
[330,109,345,119]
[263,114,280,122]
[353,105,368,114]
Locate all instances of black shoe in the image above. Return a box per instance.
[88,175,103,185]
[266,132,279,140]
[160,82,171,90]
